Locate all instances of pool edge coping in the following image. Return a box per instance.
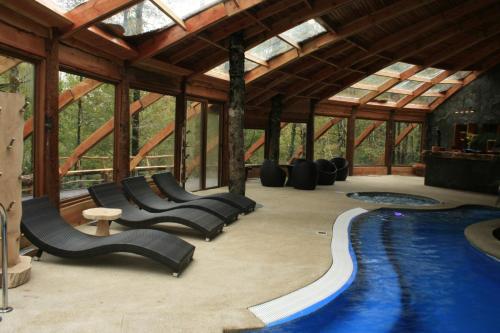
[248,207,368,326]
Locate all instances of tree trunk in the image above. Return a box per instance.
[267,94,282,162]
[228,32,246,195]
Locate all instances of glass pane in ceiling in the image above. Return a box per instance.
[334,87,373,99]
[392,80,424,91]
[163,0,222,19]
[51,0,87,11]
[279,19,327,44]
[413,67,444,79]
[247,37,294,61]
[446,71,471,80]
[411,96,438,105]
[383,62,413,73]
[425,83,454,94]
[373,92,406,103]
[205,60,260,79]
[357,75,392,87]
[104,1,174,36]
[245,60,259,72]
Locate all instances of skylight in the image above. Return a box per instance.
[51,0,87,12]
[205,60,260,80]
[424,83,453,94]
[356,75,392,87]
[333,87,373,100]
[412,67,444,80]
[445,71,471,81]
[411,96,438,105]
[382,62,413,73]
[246,37,294,61]
[104,1,174,36]
[279,19,327,44]
[372,92,406,103]
[392,80,424,92]
[163,0,222,20]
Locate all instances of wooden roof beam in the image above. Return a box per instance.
[151,0,187,30]
[62,0,142,38]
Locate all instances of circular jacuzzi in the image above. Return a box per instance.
[346,192,440,206]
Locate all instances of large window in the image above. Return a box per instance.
[393,122,422,165]
[314,116,347,160]
[58,72,114,198]
[0,54,35,197]
[129,90,175,178]
[279,123,307,164]
[244,129,265,165]
[354,119,386,166]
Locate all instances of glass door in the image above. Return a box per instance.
[205,103,221,188]
[185,100,203,191]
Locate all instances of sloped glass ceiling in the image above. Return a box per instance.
[411,96,438,105]
[103,0,222,36]
[373,92,406,103]
[357,75,392,87]
[246,37,294,61]
[334,87,373,99]
[205,60,259,79]
[446,71,471,81]
[392,80,423,92]
[381,62,413,73]
[51,0,87,11]
[412,67,444,80]
[279,19,327,44]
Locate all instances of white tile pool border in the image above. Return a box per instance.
[249,207,368,326]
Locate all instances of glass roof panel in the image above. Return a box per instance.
[104,1,174,36]
[247,37,294,61]
[279,19,327,44]
[411,96,438,105]
[372,92,406,103]
[446,71,471,81]
[425,83,454,94]
[245,60,259,72]
[383,62,413,73]
[412,67,444,79]
[392,80,424,91]
[205,60,261,80]
[163,0,222,20]
[51,0,87,11]
[356,75,392,87]
[334,87,373,99]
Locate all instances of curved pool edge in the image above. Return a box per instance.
[248,207,368,327]
[464,219,500,261]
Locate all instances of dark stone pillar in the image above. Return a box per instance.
[306,99,317,161]
[228,31,246,195]
[267,94,283,162]
[346,106,357,176]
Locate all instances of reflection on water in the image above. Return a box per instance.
[253,206,500,333]
[347,192,439,206]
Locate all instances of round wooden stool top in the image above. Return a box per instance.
[83,208,122,221]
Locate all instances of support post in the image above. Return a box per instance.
[43,33,60,206]
[267,94,283,161]
[420,116,429,160]
[113,71,130,183]
[346,106,357,176]
[174,80,186,184]
[33,59,46,197]
[385,110,395,175]
[228,31,246,195]
[306,99,317,161]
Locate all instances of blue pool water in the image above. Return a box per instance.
[347,192,440,206]
[254,206,500,333]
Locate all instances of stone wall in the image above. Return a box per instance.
[426,64,500,149]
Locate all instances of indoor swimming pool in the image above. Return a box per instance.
[347,192,440,206]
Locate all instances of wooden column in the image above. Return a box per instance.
[346,106,357,176]
[113,71,130,183]
[174,79,186,183]
[267,94,282,161]
[43,34,60,206]
[263,127,270,160]
[33,58,47,197]
[228,31,246,195]
[385,110,395,175]
[306,99,317,161]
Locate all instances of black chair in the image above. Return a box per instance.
[331,157,349,181]
[260,160,286,187]
[291,159,318,190]
[89,183,225,241]
[152,172,256,214]
[315,159,337,185]
[22,197,195,276]
[122,176,240,224]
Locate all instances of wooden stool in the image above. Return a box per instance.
[82,208,122,236]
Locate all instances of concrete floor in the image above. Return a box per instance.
[2,176,498,332]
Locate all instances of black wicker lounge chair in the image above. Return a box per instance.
[315,159,337,185]
[89,183,225,241]
[292,159,318,190]
[152,172,256,214]
[21,197,195,276]
[260,160,286,187]
[122,176,239,224]
[331,157,349,181]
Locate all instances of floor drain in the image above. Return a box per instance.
[317,231,327,236]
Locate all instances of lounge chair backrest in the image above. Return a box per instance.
[152,172,193,201]
[122,176,168,204]
[88,183,134,211]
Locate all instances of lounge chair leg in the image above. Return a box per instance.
[34,249,43,261]
[172,272,179,278]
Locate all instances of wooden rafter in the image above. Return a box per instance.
[23,78,103,139]
[59,93,163,176]
[395,123,418,146]
[62,0,142,38]
[0,57,21,75]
